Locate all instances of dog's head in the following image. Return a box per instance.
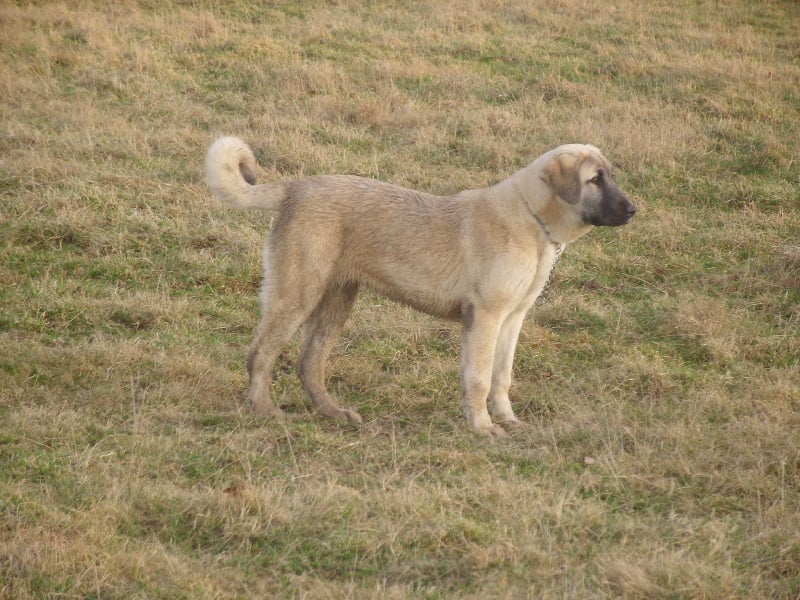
[541,145,636,227]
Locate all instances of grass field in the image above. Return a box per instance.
[1,0,799,597]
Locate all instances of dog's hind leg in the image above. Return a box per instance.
[247,305,306,418]
[298,283,361,425]
[247,248,322,418]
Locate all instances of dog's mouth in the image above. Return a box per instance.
[624,203,637,221]
[618,204,637,225]
[588,184,637,227]
[597,197,637,226]
[586,206,636,227]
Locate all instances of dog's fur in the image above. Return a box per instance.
[205,136,635,436]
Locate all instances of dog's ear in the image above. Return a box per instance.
[542,152,582,204]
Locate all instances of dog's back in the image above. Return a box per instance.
[271,175,469,319]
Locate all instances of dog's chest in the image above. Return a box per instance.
[523,242,563,303]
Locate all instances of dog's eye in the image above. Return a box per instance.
[589,173,602,185]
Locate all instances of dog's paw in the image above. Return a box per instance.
[342,409,363,426]
[318,405,363,426]
[472,422,509,438]
[501,417,529,430]
[251,402,285,419]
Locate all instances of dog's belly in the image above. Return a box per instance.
[356,267,465,321]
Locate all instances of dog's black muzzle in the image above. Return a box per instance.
[586,183,636,227]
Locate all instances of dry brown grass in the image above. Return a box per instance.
[1,0,799,597]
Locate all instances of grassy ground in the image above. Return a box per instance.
[1,0,799,597]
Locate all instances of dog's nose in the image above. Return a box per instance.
[626,202,637,216]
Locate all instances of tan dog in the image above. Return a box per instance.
[205,137,635,436]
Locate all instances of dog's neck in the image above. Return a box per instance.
[523,197,563,250]
[531,211,560,247]
[499,175,590,245]
[506,179,561,248]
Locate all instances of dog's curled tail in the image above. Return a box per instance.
[205,136,286,210]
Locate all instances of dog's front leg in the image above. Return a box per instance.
[488,309,528,426]
[460,304,507,437]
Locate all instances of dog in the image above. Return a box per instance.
[205,136,635,437]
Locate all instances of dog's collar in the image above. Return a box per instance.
[530,209,562,251]
[531,212,564,295]
[515,183,562,250]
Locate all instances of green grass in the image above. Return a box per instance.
[1,0,799,597]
